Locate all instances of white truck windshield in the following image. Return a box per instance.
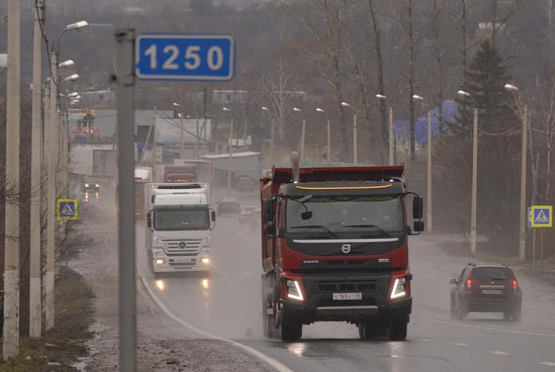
[154,209,209,231]
[287,195,403,235]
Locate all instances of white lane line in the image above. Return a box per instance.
[418,339,432,342]
[426,318,555,338]
[489,351,508,356]
[539,362,555,367]
[452,343,467,346]
[139,275,294,372]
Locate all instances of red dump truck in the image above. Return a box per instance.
[260,154,424,341]
[164,164,197,183]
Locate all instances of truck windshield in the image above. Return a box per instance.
[287,195,403,235]
[154,210,209,231]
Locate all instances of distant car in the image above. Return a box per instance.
[238,206,257,224]
[450,263,522,321]
[82,178,100,192]
[216,198,241,216]
[235,175,258,192]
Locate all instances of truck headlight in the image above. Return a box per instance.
[391,277,407,299]
[287,280,303,301]
[84,183,89,187]
[201,257,210,264]
[95,184,99,187]
[156,258,165,265]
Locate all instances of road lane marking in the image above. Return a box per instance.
[489,351,508,356]
[426,318,555,338]
[418,339,432,342]
[139,276,294,372]
[452,343,467,346]
[539,362,555,367]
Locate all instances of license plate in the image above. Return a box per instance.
[481,289,502,295]
[333,293,362,300]
[174,257,192,264]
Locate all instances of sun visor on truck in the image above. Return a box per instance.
[272,166,404,184]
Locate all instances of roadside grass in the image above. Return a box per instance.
[0,266,95,371]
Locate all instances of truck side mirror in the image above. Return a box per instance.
[413,196,423,220]
[413,221,425,233]
[211,210,216,222]
[147,211,152,229]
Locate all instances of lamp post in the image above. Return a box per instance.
[59,74,79,197]
[505,83,527,261]
[316,108,331,162]
[458,90,478,254]
[262,106,273,162]
[293,107,305,161]
[173,102,185,158]
[223,107,233,191]
[376,94,395,165]
[341,102,358,163]
[412,95,432,234]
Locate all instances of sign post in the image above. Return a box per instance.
[529,205,552,267]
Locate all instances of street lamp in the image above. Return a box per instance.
[412,94,424,101]
[316,108,331,162]
[376,94,395,165]
[223,107,233,191]
[341,102,358,163]
[173,102,186,158]
[293,108,306,161]
[505,83,527,261]
[412,95,432,234]
[457,90,479,254]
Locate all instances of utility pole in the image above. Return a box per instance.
[179,112,184,159]
[470,107,478,254]
[4,0,21,359]
[327,118,331,162]
[353,114,358,163]
[227,117,234,191]
[195,104,200,159]
[300,119,306,161]
[115,28,137,372]
[389,107,394,165]
[519,105,528,261]
[30,0,44,339]
[426,111,432,234]
[46,51,58,331]
[243,107,248,150]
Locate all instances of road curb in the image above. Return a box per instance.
[138,275,294,372]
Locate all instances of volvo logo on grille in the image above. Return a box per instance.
[179,242,187,249]
[341,244,351,254]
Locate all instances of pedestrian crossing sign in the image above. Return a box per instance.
[57,199,78,221]
[530,205,552,228]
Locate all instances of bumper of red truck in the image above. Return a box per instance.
[280,294,411,323]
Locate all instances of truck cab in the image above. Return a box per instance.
[145,183,215,275]
[260,158,423,341]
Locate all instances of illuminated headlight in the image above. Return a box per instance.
[286,280,303,301]
[391,277,407,299]
[95,184,99,187]
[84,183,89,187]
[201,257,210,264]
[156,258,165,265]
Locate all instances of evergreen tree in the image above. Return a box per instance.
[454,40,517,133]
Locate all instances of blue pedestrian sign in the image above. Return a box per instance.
[135,34,235,81]
[57,199,78,221]
[530,205,552,228]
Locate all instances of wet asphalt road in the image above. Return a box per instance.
[95,185,555,372]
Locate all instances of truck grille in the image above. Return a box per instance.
[163,239,203,255]
[317,280,376,292]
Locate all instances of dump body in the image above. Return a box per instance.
[260,165,420,341]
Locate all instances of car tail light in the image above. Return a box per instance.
[512,279,519,289]
[465,278,472,291]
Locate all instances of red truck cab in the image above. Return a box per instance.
[260,156,424,341]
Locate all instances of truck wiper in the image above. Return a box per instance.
[290,225,339,238]
[342,224,391,238]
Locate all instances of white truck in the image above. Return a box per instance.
[145,183,215,275]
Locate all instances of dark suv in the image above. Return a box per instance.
[450,264,522,321]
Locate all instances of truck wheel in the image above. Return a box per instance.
[359,320,387,340]
[389,315,408,341]
[280,318,302,342]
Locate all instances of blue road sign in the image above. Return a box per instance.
[530,205,552,228]
[135,34,235,81]
[57,199,78,221]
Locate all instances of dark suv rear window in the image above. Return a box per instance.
[471,267,513,281]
